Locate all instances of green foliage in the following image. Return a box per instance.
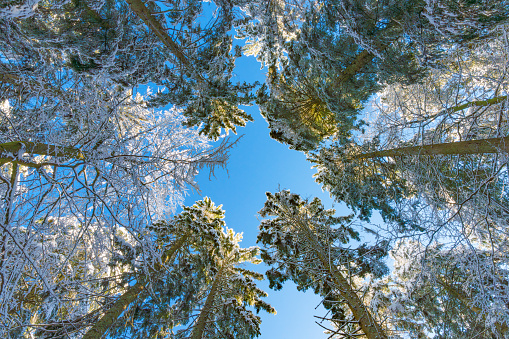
[258,190,388,325]
[247,0,509,150]
[309,141,416,230]
[105,198,274,339]
[105,197,226,338]
[253,1,425,150]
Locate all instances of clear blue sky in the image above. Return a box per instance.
[183,53,352,339]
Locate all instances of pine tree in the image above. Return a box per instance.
[82,198,226,339]
[310,26,509,231]
[258,190,389,339]
[0,0,258,139]
[243,0,509,150]
[80,198,274,339]
[184,228,275,339]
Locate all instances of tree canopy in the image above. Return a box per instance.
[2,0,509,338]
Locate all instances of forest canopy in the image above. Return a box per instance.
[1,0,509,338]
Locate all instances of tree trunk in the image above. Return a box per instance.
[0,141,86,162]
[355,136,509,159]
[334,20,399,86]
[449,95,507,113]
[191,264,225,339]
[124,0,198,75]
[0,163,18,297]
[82,233,189,339]
[297,220,387,339]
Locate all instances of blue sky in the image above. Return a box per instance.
[183,53,353,339]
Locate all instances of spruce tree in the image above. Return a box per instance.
[258,190,389,339]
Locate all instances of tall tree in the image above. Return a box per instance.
[83,197,227,339]
[183,228,275,339]
[258,190,389,339]
[310,29,509,337]
[4,217,129,338]
[0,79,233,335]
[241,0,509,149]
[0,0,258,139]
[310,26,509,230]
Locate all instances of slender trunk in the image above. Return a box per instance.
[82,283,145,339]
[336,49,376,85]
[355,136,509,159]
[0,141,86,162]
[82,233,189,339]
[191,264,225,339]
[125,0,194,72]
[0,163,18,296]
[124,0,206,82]
[297,220,387,339]
[449,95,507,113]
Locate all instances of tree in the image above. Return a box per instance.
[241,0,509,149]
[310,29,509,336]
[85,198,274,339]
[258,190,389,339]
[252,4,420,150]
[310,25,509,230]
[0,0,258,139]
[3,217,129,338]
[369,241,509,338]
[0,78,234,335]
[82,197,226,339]
[6,197,275,339]
[183,228,275,339]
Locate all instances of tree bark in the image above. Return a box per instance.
[190,264,225,339]
[82,233,189,339]
[124,0,203,82]
[0,141,86,161]
[355,136,509,159]
[334,20,399,86]
[449,95,507,113]
[297,219,387,339]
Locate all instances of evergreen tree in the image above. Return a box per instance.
[258,190,389,339]
[0,74,234,336]
[82,198,274,339]
[242,0,509,150]
[83,197,226,339]
[0,0,257,139]
[184,228,275,339]
[310,27,509,231]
